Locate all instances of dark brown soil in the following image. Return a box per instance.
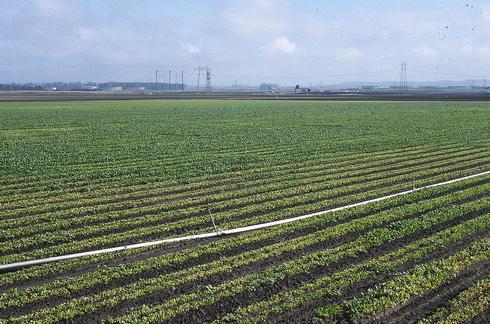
[3,145,451,213]
[2,92,490,102]
[166,208,489,324]
[2,176,481,293]
[470,308,490,323]
[2,190,484,319]
[275,231,490,324]
[3,159,486,258]
[3,145,471,228]
[0,144,421,198]
[379,260,490,324]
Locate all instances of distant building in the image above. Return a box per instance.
[417,86,441,89]
[259,83,279,91]
[82,85,98,91]
[98,82,183,91]
[294,84,311,92]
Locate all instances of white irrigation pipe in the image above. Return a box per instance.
[1,170,489,272]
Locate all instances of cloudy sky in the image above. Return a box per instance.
[1,0,489,85]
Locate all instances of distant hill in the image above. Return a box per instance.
[323,79,486,90]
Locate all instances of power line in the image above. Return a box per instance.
[176,66,490,82]
[410,68,490,79]
[168,70,172,94]
[181,70,184,92]
[400,61,408,91]
[205,70,397,79]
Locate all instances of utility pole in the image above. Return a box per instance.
[168,70,172,95]
[403,62,407,89]
[194,67,201,92]
[181,70,184,92]
[155,69,163,91]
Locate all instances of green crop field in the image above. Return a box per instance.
[0,99,489,322]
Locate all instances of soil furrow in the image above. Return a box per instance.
[380,261,490,323]
[5,191,482,319]
[3,178,482,293]
[5,162,482,258]
[1,145,472,214]
[274,230,490,323]
[164,208,490,323]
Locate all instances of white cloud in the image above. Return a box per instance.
[181,43,201,54]
[267,36,297,54]
[225,0,287,36]
[335,48,362,63]
[414,45,438,59]
[3,1,490,84]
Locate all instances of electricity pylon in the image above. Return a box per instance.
[194,66,212,92]
[399,62,408,92]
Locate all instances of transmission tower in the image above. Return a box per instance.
[205,69,212,92]
[399,61,408,91]
[194,66,212,92]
